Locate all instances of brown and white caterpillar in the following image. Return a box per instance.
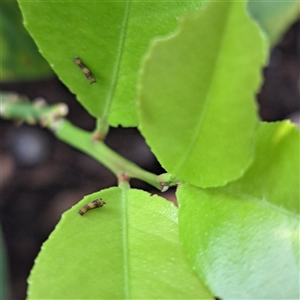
[74,57,96,84]
[78,199,105,216]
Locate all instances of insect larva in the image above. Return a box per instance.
[78,199,106,216]
[74,57,96,84]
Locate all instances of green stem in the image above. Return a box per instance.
[55,120,161,189]
[1,92,161,190]
[92,117,109,141]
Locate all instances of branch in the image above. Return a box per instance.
[1,92,161,190]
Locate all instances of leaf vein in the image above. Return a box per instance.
[103,1,132,120]
[172,4,233,177]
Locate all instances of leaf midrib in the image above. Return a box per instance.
[172,3,233,177]
[121,189,130,298]
[103,1,131,120]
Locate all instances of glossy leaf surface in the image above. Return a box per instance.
[18,0,204,126]
[138,0,266,187]
[177,121,300,298]
[28,187,213,299]
[230,121,300,213]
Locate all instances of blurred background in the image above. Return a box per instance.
[1,1,299,299]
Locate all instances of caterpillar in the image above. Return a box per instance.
[78,199,106,216]
[74,57,96,84]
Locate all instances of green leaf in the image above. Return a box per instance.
[138,0,267,188]
[177,121,300,298]
[230,121,300,214]
[17,1,204,126]
[28,187,213,299]
[1,0,52,81]
[248,0,300,46]
[0,229,9,300]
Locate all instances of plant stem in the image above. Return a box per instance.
[55,120,161,189]
[92,117,109,141]
[1,92,161,190]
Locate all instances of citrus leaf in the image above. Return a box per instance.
[138,0,267,188]
[17,0,204,126]
[230,121,300,214]
[28,187,213,299]
[177,121,300,298]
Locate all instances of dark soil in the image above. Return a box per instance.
[1,20,299,300]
